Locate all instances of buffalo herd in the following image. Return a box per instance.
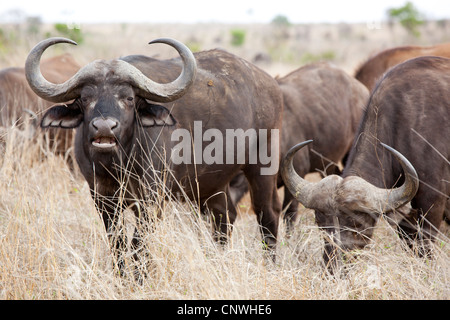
[0,36,448,276]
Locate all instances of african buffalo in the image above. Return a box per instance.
[0,53,80,154]
[282,56,449,271]
[230,62,369,234]
[355,42,450,92]
[26,37,283,275]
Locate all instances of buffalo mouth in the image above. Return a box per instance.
[91,136,117,149]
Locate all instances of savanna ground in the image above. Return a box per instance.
[0,20,449,299]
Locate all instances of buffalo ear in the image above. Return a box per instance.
[138,101,176,127]
[41,104,83,129]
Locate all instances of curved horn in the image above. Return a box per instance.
[339,143,419,213]
[144,37,197,102]
[280,140,315,207]
[113,37,197,102]
[281,141,419,215]
[377,143,419,210]
[26,37,197,104]
[25,37,83,103]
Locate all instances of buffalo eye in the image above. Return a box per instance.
[80,95,94,106]
[127,97,134,102]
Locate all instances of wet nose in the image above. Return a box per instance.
[91,118,119,134]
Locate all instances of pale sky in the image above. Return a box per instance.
[0,0,448,24]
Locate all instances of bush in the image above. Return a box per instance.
[387,1,424,37]
[186,41,201,53]
[53,23,84,44]
[230,29,246,47]
[271,15,291,27]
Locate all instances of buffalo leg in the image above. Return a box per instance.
[282,188,299,236]
[444,202,450,225]
[245,169,281,260]
[129,200,150,257]
[92,192,127,276]
[397,191,446,257]
[127,199,155,281]
[228,172,249,205]
[201,187,237,245]
[322,239,343,275]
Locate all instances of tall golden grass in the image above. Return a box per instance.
[0,112,449,300]
[0,22,449,300]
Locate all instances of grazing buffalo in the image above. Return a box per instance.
[355,43,450,92]
[0,53,80,154]
[230,62,369,234]
[26,37,283,274]
[282,56,449,271]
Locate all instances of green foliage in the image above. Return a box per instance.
[271,15,291,27]
[186,41,201,53]
[230,29,246,47]
[387,1,424,37]
[53,23,84,44]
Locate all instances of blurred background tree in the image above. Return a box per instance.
[387,1,424,37]
[230,28,246,46]
[271,14,291,27]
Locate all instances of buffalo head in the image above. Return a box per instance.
[281,140,419,269]
[26,37,196,170]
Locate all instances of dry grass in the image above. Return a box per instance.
[0,22,449,300]
[0,126,448,300]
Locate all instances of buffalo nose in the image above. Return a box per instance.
[91,118,119,134]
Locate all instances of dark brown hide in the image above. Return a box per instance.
[277,63,369,229]
[230,62,369,233]
[346,56,450,245]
